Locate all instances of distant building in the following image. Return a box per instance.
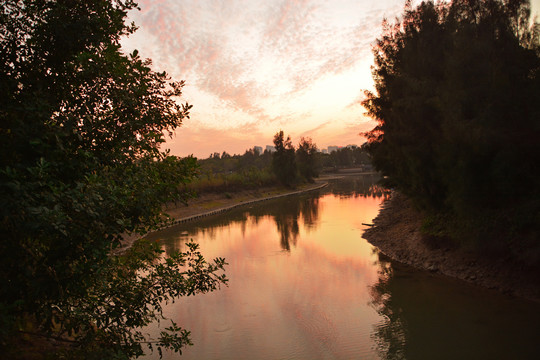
[322,149,328,154]
[328,146,339,153]
[265,145,276,153]
[254,146,263,155]
[346,144,358,149]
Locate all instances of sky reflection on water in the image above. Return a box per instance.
[144,176,540,360]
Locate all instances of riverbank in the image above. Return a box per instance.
[163,181,328,225]
[362,192,540,302]
[117,181,329,253]
[160,170,376,224]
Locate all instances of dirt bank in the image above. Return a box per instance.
[362,192,540,302]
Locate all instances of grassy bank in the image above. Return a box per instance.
[189,168,278,194]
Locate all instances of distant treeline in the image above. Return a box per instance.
[363,0,540,263]
[320,145,372,170]
[191,132,373,192]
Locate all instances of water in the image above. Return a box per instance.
[144,175,540,360]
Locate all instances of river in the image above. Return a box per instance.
[144,175,540,360]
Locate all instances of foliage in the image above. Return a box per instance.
[190,166,277,194]
[194,135,325,193]
[320,145,372,170]
[0,0,227,357]
[272,131,299,187]
[296,137,321,182]
[363,0,540,258]
[193,147,277,193]
[38,241,224,360]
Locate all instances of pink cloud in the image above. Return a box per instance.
[131,2,272,122]
[124,0,404,156]
[298,121,331,139]
[258,2,400,95]
[315,125,370,149]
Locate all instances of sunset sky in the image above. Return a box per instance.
[121,0,540,158]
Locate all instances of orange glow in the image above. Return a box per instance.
[145,187,388,359]
[121,1,410,158]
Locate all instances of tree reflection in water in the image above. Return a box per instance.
[143,175,540,359]
[330,175,390,200]
[243,195,320,250]
[275,212,299,250]
[156,193,322,253]
[299,196,320,229]
[271,196,320,250]
[157,176,387,255]
[369,251,407,360]
[369,251,540,360]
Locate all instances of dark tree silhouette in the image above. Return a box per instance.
[272,130,299,187]
[296,137,320,182]
[0,1,226,358]
[362,0,540,258]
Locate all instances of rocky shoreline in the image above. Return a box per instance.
[362,192,540,302]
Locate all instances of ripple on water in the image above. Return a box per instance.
[213,320,232,333]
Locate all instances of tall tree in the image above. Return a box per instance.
[296,137,320,182]
[363,0,540,256]
[272,131,298,187]
[0,0,226,358]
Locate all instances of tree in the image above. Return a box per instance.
[221,151,231,159]
[362,0,540,257]
[296,137,320,182]
[362,0,450,209]
[353,145,371,166]
[0,0,227,358]
[272,131,298,187]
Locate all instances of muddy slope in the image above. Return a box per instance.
[362,192,540,302]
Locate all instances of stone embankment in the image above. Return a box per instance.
[363,192,540,302]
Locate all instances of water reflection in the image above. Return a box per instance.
[144,174,539,360]
[369,252,540,360]
[273,201,299,250]
[269,197,320,250]
[153,193,325,254]
[152,175,387,255]
[144,175,385,359]
[328,174,390,200]
[369,252,407,360]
